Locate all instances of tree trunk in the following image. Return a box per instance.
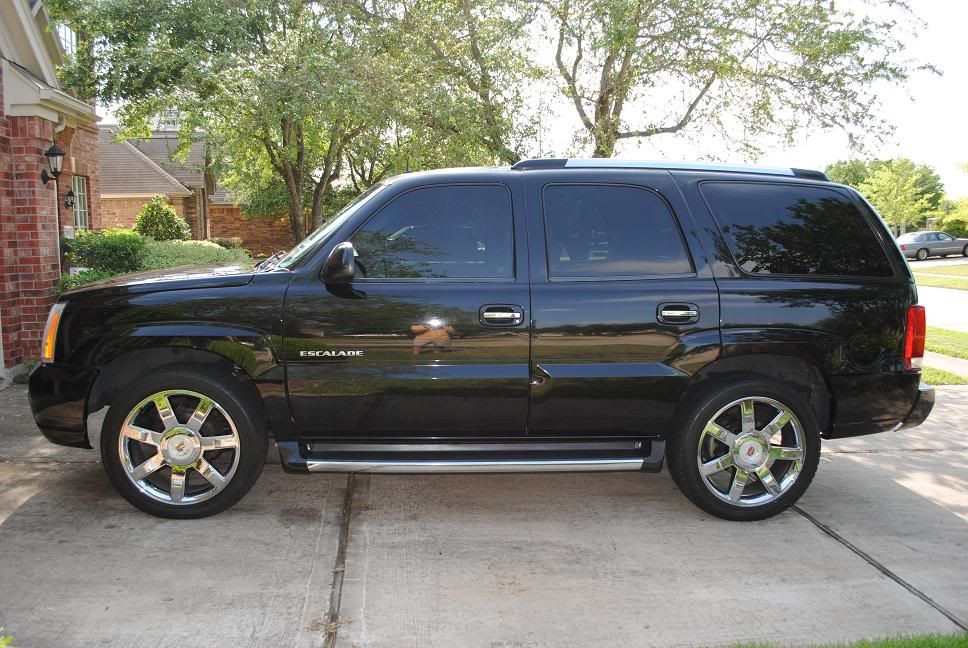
[287,190,304,244]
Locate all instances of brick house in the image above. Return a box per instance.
[1,0,100,384]
[99,125,292,255]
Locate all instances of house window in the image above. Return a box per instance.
[56,25,78,56]
[72,176,90,230]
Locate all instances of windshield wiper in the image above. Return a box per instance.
[256,251,288,271]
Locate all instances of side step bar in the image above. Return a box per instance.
[304,457,645,473]
[277,440,665,474]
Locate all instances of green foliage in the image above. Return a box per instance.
[828,159,945,212]
[735,632,968,648]
[858,160,937,232]
[210,237,244,250]
[914,273,968,291]
[64,228,146,274]
[935,199,968,237]
[0,627,11,648]
[57,269,115,294]
[547,0,931,157]
[141,240,253,271]
[134,196,191,241]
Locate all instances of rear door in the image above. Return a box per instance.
[284,180,531,438]
[523,171,721,437]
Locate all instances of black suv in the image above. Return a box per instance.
[29,159,934,520]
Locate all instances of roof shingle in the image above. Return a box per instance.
[98,127,192,197]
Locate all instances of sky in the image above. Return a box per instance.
[539,0,968,197]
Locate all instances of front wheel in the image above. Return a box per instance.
[668,379,821,521]
[101,369,267,518]
[962,244,968,257]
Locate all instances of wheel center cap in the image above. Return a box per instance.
[734,435,768,469]
[161,429,200,466]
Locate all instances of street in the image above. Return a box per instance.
[0,385,966,647]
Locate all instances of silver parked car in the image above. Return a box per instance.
[897,230,968,261]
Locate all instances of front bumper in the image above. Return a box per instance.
[28,363,98,449]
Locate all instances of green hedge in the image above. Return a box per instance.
[134,195,191,240]
[58,230,255,294]
[141,239,253,270]
[64,228,146,274]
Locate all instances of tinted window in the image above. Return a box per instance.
[352,185,514,279]
[542,185,692,278]
[700,183,893,277]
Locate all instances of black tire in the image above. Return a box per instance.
[962,244,968,257]
[667,377,821,521]
[915,248,928,261]
[101,368,267,519]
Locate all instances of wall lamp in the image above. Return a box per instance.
[41,143,65,184]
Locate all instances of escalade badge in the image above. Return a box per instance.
[299,350,364,357]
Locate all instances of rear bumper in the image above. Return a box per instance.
[825,381,934,439]
[897,382,935,431]
[28,363,97,449]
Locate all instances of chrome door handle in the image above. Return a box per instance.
[480,305,524,327]
[657,303,700,325]
[659,309,698,318]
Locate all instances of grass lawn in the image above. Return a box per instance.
[925,327,968,360]
[914,273,968,290]
[918,263,968,276]
[735,633,968,648]
[921,366,968,385]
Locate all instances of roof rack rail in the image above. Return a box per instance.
[510,158,829,181]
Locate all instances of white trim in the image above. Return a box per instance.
[9,0,59,85]
[101,191,193,199]
[2,58,98,121]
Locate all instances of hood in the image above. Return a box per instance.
[63,263,256,300]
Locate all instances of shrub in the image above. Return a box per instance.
[64,228,146,274]
[141,239,253,270]
[57,269,115,294]
[211,236,244,249]
[134,195,191,241]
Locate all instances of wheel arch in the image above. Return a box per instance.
[672,353,833,437]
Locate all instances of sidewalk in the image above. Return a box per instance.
[924,351,968,376]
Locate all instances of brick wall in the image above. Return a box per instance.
[0,64,101,370]
[209,204,292,256]
[101,195,197,233]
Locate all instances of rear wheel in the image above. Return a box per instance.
[962,244,968,257]
[101,369,267,518]
[915,248,928,261]
[668,379,821,521]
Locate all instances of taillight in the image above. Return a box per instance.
[899,244,906,251]
[41,302,65,363]
[903,305,926,371]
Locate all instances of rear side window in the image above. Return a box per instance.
[351,184,514,279]
[542,184,692,279]
[700,182,893,277]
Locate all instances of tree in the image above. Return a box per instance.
[546,0,931,157]
[350,0,543,165]
[858,159,934,234]
[51,0,385,243]
[827,158,944,220]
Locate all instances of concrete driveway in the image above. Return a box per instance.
[1,385,966,647]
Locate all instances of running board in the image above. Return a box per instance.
[277,440,665,474]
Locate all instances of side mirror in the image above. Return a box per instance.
[321,242,356,284]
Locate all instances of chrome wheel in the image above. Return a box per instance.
[118,389,240,505]
[697,396,805,508]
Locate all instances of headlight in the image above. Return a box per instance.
[41,302,66,363]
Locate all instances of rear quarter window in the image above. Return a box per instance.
[700,182,894,278]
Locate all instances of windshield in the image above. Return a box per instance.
[275,182,389,270]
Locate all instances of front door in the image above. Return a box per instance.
[284,181,531,438]
[524,172,721,437]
